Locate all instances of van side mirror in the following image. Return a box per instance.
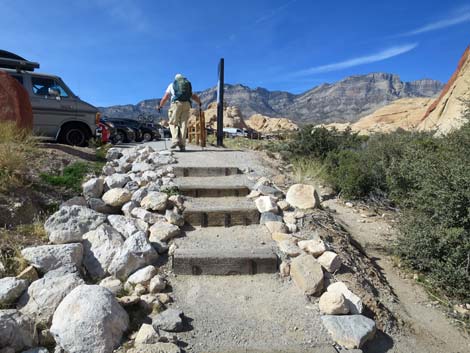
[48,87,60,97]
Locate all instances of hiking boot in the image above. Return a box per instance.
[170,142,179,149]
[179,146,186,152]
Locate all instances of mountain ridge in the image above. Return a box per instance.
[99,73,444,124]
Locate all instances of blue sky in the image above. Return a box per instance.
[1,0,469,106]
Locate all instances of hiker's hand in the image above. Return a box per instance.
[157,106,161,113]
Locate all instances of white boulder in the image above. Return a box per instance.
[45,206,106,244]
[82,224,125,279]
[286,184,320,209]
[141,192,168,212]
[102,188,132,207]
[0,277,29,306]
[21,243,83,274]
[108,232,158,281]
[107,215,148,238]
[51,285,129,353]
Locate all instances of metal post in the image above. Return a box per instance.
[216,58,224,147]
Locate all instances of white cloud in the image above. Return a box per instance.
[292,43,418,76]
[95,0,149,32]
[402,7,470,36]
[254,0,298,24]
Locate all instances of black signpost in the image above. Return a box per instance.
[216,58,224,147]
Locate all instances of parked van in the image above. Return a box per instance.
[0,50,99,146]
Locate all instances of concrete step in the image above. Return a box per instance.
[175,175,251,197]
[173,225,278,275]
[173,166,240,177]
[183,197,260,227]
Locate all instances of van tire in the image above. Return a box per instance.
[59,124,90,146]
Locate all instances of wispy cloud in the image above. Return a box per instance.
[96,0,149,32]
[254,0,298,24]
[401,6,470,36]
[292,43,418,76]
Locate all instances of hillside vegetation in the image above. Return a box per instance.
[276,104,470,301]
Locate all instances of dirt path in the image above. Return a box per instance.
[322,198,470,353]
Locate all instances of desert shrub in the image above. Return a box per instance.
[394,123,470,300]
[0,121,37,190]
[285,126,366,159]
[40,161,99,192]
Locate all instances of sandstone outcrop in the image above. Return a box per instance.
[418,46,470,134]
[246,114,298,133]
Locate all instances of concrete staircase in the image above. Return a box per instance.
[173,167,278,275]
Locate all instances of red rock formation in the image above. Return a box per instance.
[0,71,33,130]
[421,46,470,123]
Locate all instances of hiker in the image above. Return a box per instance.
[157,74,201,151]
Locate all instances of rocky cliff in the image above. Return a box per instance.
[320,98,434,135]
[418,46,470,134]
[99,73,443,125]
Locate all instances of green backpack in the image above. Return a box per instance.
[172,77,192,102]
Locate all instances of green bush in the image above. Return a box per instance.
[282,112,470,300]
[40,161,100,192]
[284,126,366,159]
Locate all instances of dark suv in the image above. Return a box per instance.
[107,118,160,142]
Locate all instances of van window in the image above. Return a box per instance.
[10,74,23,85]
[31,76,69,97]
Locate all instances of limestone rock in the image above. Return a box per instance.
[127,266,157,287]
[272,232,292,243]
[317,251,342,273]
[290,254,324,296]
[122,201,139,217]
[0,277,29,305]
[152,308,184,332]
[327,282,363,314]
[108,215,149,238]
[51,285,129,353]
[82,178,104,199]
[149,222,180,242]
[99,277,123,296]
[286,184,320,209]
[127,343,181,353]
[141,192,168,212]
[105,174,130,189]
[102,188,132,207]
[278,240,301,257]
[259,212,283,225]
[0,309,38,351]
[45,206,106,244]
[18,269,84,326]
[82,224,125,280]
[319,291,349,315]
[277,200,290,211]
[165,210,184,227]
[132,207,163,224]
[88,198,119,214]
[132,188,149,203]
[265,221,288,234]
[106,148,122,161]
[298,239,327,257]
[321,315,376,349]
[254,196,278,214]
[108,232,158,281]
[134,323,159,345]
[21,243,83,274]
[149,275,166,293]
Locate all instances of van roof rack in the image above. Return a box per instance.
[0,50,40,72]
